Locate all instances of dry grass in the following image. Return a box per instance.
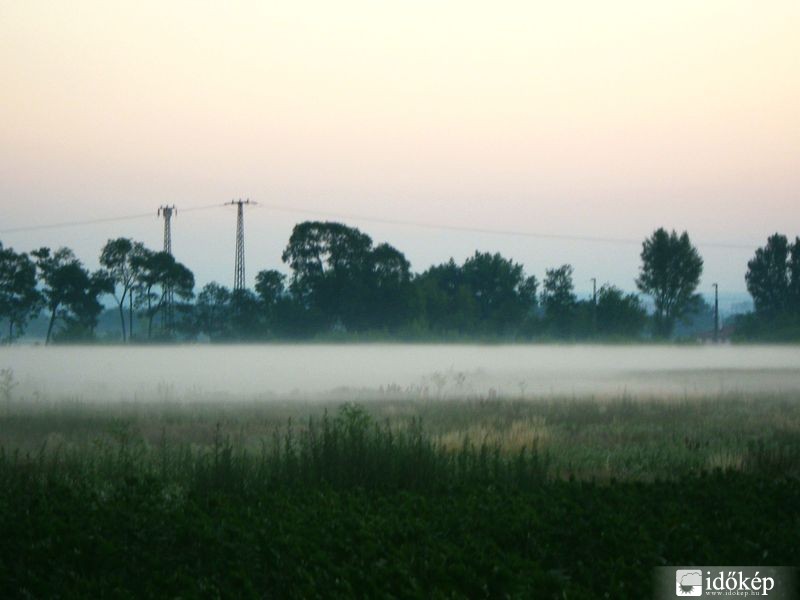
[2,391,800,480]
[438,417,551,453]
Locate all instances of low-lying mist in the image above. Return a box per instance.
[2,344,800,402]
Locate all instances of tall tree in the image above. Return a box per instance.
[414,259,477,334]
[542,264,577,335]
[519,275,539,311]
[746,234,800,319]
[255,269,287,333]
[636,228,703,337]
[32,247,111,343]
[282,221,374,331]
[790,237,800,314]
[414,253,536,336]
[195,282,232,340]
[133,250,194,339]
[745,233,790,317]
[461,252,532,333]
[366,243,413,330]
[595,285,647,338]
[0,244,42,342]
[230,289,263,339]
[255,270,286,306]
[99,238,146,341]
[67,270,114,338]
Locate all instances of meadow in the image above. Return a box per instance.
[1,387,799,597]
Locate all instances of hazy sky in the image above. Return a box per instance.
[1,1,798,298]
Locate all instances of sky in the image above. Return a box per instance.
[1,0,798,301]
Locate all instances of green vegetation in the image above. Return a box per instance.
[735,233,800,341]
[1,394,799,597]
[636,228,704,338]
[0,224,739,344]
[3,225,800,343]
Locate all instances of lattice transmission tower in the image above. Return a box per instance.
[226,199,256,291]
[158,205,176,254]
[157,205,177,332]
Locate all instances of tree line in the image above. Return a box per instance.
[0,222,797,343]
[735,233,800,340]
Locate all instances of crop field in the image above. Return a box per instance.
[2,389,799,598]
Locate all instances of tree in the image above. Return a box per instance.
[519,275,539,311]
[636,228,703,337]
[255,270,286,306]
[790,238,800,314]
[414,259,477,334]
[195,282,231,340]
[595,285,647,338]
[366,243,413,331]
[542,265,577,335]
[133,250,194,339]
[99,238,146,341]
[230,289,263,339]
[255,269,288,334]
[0,243,42,342]
[281,221,373,332]
[745,233,792,318]
[32,247,111,343]
[461,252,533,333]
[413,253,537,336]
[64,270,114,339]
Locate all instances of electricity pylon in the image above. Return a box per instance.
[225,199,256,291]
[158,205,177,333]
[157,205,176,254]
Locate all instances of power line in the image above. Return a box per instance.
[254,202,760,250]
[0,199,761,250]
[0,203,219,234]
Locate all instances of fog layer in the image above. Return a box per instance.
[2,344,800,401]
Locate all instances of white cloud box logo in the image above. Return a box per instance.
[676,570,703,596]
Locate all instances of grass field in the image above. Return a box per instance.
[2,393,799,597]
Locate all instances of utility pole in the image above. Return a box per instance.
[591,277,597,335]
[157,205,177,334]
[225,199,256,291]
[712,283,719,343]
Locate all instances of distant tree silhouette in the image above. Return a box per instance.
[282,221,373,331]
[32,247,112,343]
[461,252,535,334]
[414,259,478,334]
[746,233,793,317]
[595,285,647,338]
[739,234,800,340]
[0,243,42,342]
[280,222,417,333]
[255,269,286,333]
[255,270,286,307]
[636,228,703,338]
[519,275,539,311]
[542,265,576,336]
[99,238,146,342]
[367,243,413,331]
[26,220,800,342]
[790,239,800,315]
[230,289,263,339]
[195,282,231,340]
[132,250,194,339]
